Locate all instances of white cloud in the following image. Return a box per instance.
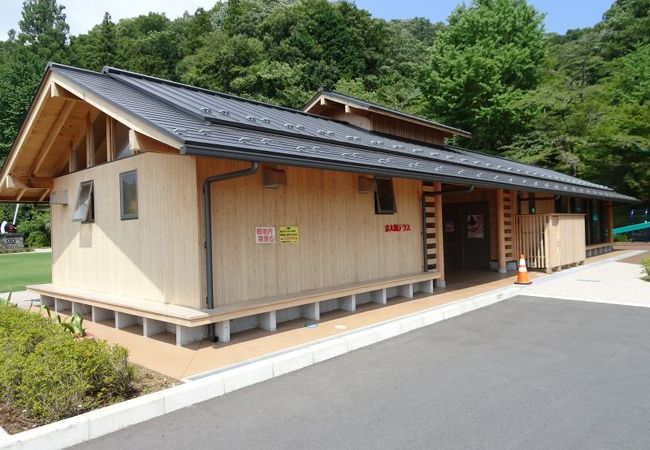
[0,0,220,38]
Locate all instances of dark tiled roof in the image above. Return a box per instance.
[48,63,636,202]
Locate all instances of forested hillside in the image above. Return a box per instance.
[0,0,647,245]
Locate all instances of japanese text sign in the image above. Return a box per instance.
[255,226,276,244]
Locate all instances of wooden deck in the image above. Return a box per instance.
[199,271,441,325]
[28,283,207,326]
[586,242,614,257]
[28,271,442,345]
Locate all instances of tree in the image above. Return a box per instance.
[0,0,70,161]
[114,13,181,79]
[598,0,650,58]
[18,0,69,62]
[0,42,44,161]
[422,0,547,152]
[97,12,117,68]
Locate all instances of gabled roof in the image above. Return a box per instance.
[303,89,473,138]
[0,63,638,203]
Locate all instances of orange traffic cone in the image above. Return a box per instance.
[515,254,532,285]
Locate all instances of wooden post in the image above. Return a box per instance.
[606,201,614,243]
[129,129,140,154]
[496,189,506,273]
[105,116,114,162]
[68,145,77,173]
[434,182,445,287]
[85,112,95,167]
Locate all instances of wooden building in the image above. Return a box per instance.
[0,63,637,345]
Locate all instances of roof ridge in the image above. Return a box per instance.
[47,61,101,76]
[101,65,350,125]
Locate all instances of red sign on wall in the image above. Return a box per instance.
[385,224,412,232]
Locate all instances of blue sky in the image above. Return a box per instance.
[354,0,615,34]
[0,0,616,38]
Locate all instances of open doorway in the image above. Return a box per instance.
[443,202,491,270]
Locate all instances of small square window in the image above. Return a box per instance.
[374,178,396,214]
[73,180,94,223]
[120,170,138,220]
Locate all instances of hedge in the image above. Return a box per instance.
[0,304,134,423]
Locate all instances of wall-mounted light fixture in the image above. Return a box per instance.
[262,167,287,188]
[357,176,376,194]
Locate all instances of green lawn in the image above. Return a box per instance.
[0,252,52,293]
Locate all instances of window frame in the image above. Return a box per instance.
[73,180,94,223]
[119,170,139,221]
[374,177,397,215]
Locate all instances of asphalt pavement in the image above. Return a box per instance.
[71,295,650,450]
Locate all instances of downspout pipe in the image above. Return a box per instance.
[204,162,259,312]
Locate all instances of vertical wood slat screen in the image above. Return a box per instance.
[503,190,515,260]
[422,183,439,273]
[515,214,586,273]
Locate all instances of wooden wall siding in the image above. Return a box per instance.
[370,115,447,145]
[309,102,449,146]
[328,110,373,130]
[422,182,443,272]
[52,152,202,308]
[518,192,555,215]
[195,158,424,307]
[514,214,586,272]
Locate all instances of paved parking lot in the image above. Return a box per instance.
[73,295,650,450]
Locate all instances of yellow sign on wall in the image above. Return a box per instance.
[279,226,299,244]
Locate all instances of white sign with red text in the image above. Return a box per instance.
[255,226,276,244]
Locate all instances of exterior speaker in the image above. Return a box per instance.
[357,176,376,194]
[262,167,287,188]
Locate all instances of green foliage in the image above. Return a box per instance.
[16,207,51,247]
[0,292,14,306]
[641,257,650,281]
[504,7,650,203]
[18,0,69,61]
[0,0,70,162]
[422,0,547,152]
[613,233,630,242]
[0,304,134,423]
[44,306,87,337]
[598,0,650,58]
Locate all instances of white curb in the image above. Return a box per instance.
[4,253,635,450]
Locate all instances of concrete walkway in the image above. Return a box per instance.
[522,246,650,307]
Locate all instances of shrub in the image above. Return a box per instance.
[0,304,134,423]
[16,208,51,248]
[613,233,630,242]
[25,230,48,248]
[642,257,650,282]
